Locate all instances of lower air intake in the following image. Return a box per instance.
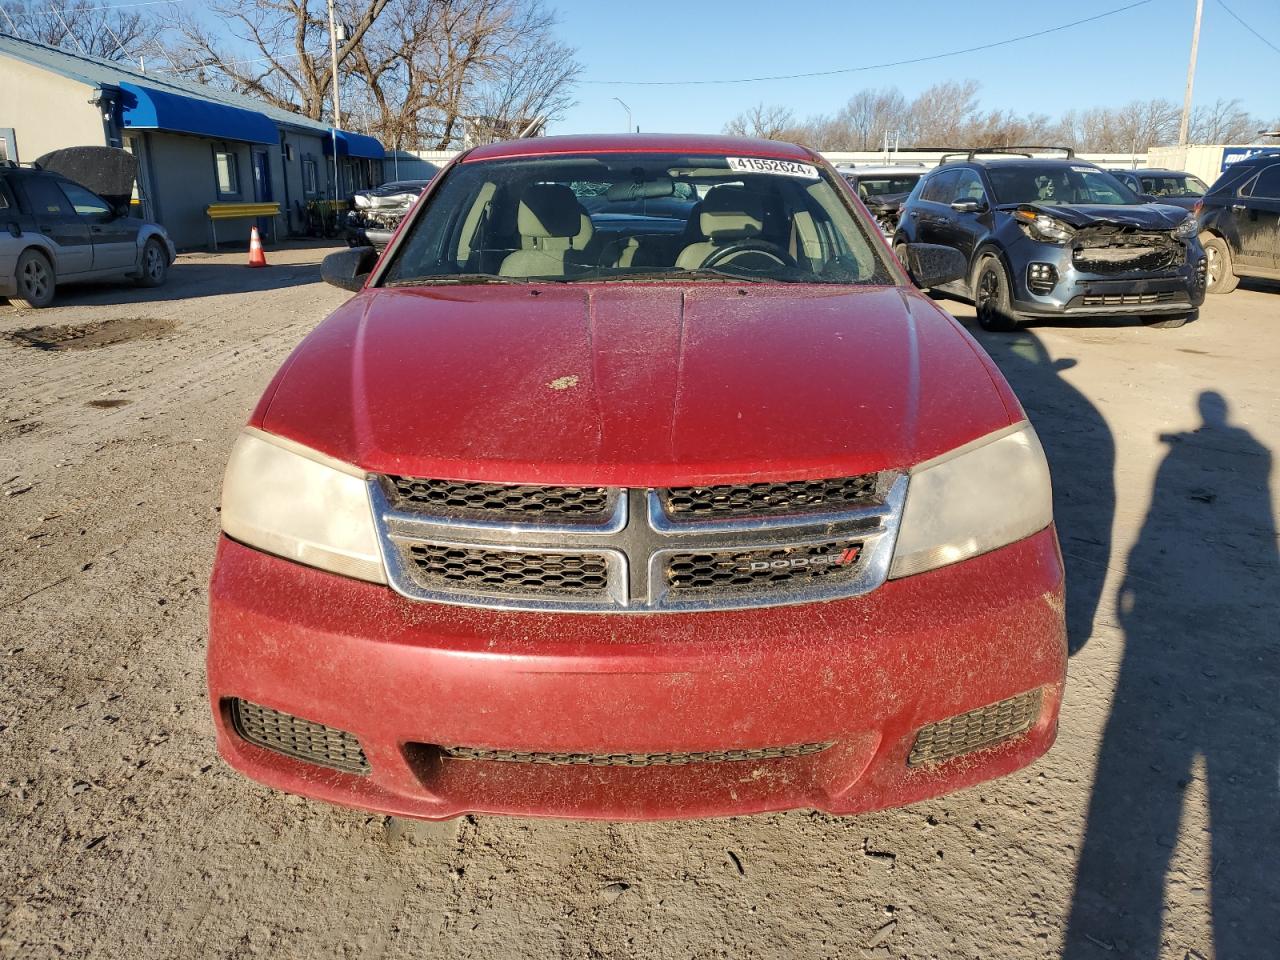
[440,741,835,767]
[230,699,369,774]
[908,688,1043,766]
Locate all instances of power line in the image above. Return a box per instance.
[579,0,1155,86]
[1215,0,1280,56]
[0,0,184,15]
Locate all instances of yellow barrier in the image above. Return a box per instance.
[206,202,281,220]
[205,202,282,250]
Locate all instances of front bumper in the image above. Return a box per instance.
[208,528,1067,821]
[1005,235,1206,318]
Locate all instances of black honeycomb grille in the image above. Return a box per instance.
[908,689,1043,766]
[440,741,835,766]
[406,543,609,596]
[666,541,862,593]
[661,475,879,518]
[388,477,612,519]
[230,699,369,774]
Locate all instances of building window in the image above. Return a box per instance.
[302,158,318,195]
[214,150,239,196]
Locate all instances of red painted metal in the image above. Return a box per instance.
[215,135,1068,820]
[209,530,1066,821]
[256,285,1015,486]
[464,133,817,163]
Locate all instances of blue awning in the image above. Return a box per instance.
[324,129,386,160]
[118,82,278,145]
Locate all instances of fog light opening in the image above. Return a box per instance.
[1026,262,1058,295]
[908,688,1043,767]
[229,698,370,775]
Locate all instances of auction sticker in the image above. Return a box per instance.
[727,157,820,178]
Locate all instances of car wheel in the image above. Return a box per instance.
[136,238,169,288]
[1202,235,1239,294]
[973,257,1020,332]
[11,249,56,309]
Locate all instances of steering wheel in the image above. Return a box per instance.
[700,239,796,271]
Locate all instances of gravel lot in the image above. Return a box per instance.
[2,247,1277,959]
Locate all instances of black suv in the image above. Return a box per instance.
[894,149,1206,331]
[1194,153,1280,294]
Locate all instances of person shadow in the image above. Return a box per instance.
[1064,390,1280,957]
[974,328,1114,654]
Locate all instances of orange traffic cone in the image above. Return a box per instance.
[247,226,268,268]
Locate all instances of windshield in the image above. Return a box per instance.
[1140,174,1207,198]
[852,175,922,198]
[381,152,893,285]
[987,165,1141,206]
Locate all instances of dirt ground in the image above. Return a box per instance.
[1,246,1277,959]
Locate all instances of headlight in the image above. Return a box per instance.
[890,423,1053,579]
[220,428,386,583]
[1014,209,1075,243]
[1173,214,1197,239]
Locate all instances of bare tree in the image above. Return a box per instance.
[162,0,390,120]
[161,0,577,148]
[0,0,165,62]
[1190,98,1260,144]
[723,103,805,142]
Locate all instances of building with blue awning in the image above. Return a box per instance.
[0,34,389,249]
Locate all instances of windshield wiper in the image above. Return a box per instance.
[385,273,530,286]
[572,268,769,284]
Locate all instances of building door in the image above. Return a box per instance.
[122,134,156,222]
[252,149,274,240]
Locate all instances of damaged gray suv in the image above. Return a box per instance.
[893,149,1206,330]
[0,146,174,309]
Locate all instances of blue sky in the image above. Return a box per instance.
[548,0,1280,136]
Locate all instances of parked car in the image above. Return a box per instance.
[345,179,433,250]
[838,164,928,236]
[1192,154,1280,294]
[894,149,1206,330]
[210,133,1067,823]
[1109,168,1208,210]
[0,147,174,308]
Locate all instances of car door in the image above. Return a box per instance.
[910,169,960,246]
[1233,163,1280,272]
[934,168,990,263]
[16,175,92,276]
[58,179,139,272]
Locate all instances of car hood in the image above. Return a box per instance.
[259,284,1016,486]
[1011,202,1188,230]
[863,192,911,210]
[35,146,137,209]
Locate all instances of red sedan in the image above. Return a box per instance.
[209,134,1066,821]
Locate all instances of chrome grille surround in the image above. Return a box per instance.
[372,473,906,613]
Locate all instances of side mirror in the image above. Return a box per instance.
[903,243,968,289]
[950,199,987,213]
[114,202,132,219]
[321,246,378,292]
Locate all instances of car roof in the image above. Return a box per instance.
[1114,168,1195,176]
[944,156,1098,169]
[464,133,816,164]
[841,165,928,176]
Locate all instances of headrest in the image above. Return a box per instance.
[517,184,582,239]
[699,185,764,240]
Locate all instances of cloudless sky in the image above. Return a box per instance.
[546,0,1280,137]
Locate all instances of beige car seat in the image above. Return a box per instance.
[674,186,766,270]
[499,184,592,278]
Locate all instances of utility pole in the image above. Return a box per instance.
[612,98,632,134]
[326,0,343,201]
[1178,0,1204,146]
